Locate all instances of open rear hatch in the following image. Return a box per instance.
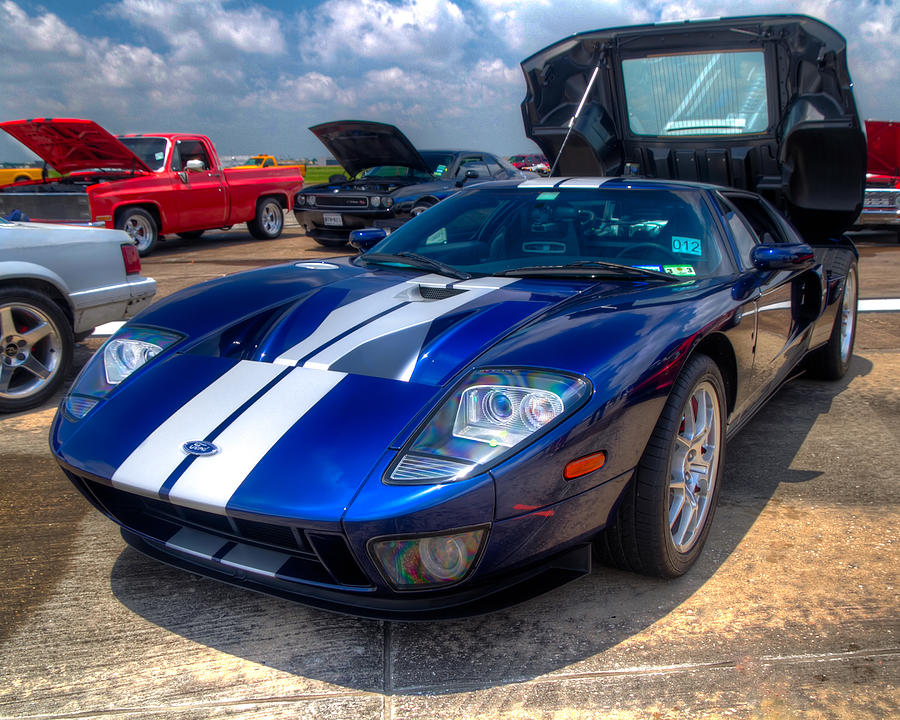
[520,15,866,239]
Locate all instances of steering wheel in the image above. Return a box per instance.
[615,242,681,263]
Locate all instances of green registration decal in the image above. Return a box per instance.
[663,265,696,276]
[536,192,559,201]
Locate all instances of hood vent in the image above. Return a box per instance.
[416,285,467,301]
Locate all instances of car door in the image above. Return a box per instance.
[721,192,820,406]
[171,139,228,229]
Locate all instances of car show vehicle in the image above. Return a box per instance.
[51,15,864,619]
[0,165,45,186]
[0,119,304,256]
[1,217,156,412]
[230,154,306,176]
[294,121,527,247]
[856,120,900,237]
[508,153,547,170]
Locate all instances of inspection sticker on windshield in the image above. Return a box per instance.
[425,228,447,245]
[633,265,663,272]
[536,192,559,201]
[433,165,447,177]
[663,265,696,276]
[672,236,702,255]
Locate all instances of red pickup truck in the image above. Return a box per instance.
[0,118,303,255]
[857,119,900,238]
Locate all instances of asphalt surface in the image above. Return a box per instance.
[1,219,898,719]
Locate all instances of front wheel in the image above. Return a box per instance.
[117,208,158,256]
[598,354,726,577]
[0,288,74,413]
[806,262,858,380]
[247,198,284,239]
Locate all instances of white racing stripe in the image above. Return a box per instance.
[301,277,517,380]
[557,177,613,188]
[166,367,345,513]
[112,361,287,497]
[274,280,412,366]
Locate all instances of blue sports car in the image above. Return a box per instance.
[51,15,864,619]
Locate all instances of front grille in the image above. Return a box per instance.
[315,195,368,208]
[73,475,370,588]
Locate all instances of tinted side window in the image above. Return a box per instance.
[716,195,758,268]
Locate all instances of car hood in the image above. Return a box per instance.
[520,15,866,238]
[0,118,153,175]
[310,120,432,177]
[866,120,900,177]
[55,258,612,521]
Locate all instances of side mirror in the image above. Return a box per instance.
[185,159,206,172]
[750,242,816,272]
[350,227,387,252]
[456,169,479,187]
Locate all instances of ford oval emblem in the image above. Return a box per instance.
[183,440,220,456]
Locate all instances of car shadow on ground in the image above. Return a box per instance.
[108,356,873,695]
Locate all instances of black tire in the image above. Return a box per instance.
[410,200,435,217]
[806,262,858,380]
[177,230,205,240]
[117,208,158,256]
[247,197,284,239]
[598,354,726,577]
[0,287,74,413]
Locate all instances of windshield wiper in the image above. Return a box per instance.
[495,261,680,282]
[360,252,472,280]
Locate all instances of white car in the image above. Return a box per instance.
[0,218,156,412]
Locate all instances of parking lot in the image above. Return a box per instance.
[1,221,897,719]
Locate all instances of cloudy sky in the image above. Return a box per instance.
[0,0,897,163]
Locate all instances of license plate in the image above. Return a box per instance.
[323,213,343,227]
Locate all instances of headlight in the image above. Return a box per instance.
[295,194,307,206]
[371,196,381,208]
[387,368,590,484]
[63,326,182,419]
[369,527,487,589]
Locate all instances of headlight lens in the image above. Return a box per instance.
[64,326,182,419]
[104,336,164,384]
[371,196,381,208]
[387,369,590,484]
[369,527,486,588]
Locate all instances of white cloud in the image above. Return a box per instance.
[296,0,474,69]
[109,0,286,58]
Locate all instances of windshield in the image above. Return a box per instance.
[247,156,265,166]
[118,137,168,171]
[368,186,730,279]
[622,50,769,136]
[358,165,434,180]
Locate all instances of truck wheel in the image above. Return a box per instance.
[0,288,73,413]
[806,262,858,380]
[117,208,158,256]
[248,198,284,239]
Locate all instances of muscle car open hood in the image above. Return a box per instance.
[0,118,153,175]
[310,121,432,177]
[520,15,867,238]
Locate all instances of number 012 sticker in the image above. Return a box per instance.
[672,236,702,256]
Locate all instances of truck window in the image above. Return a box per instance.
[118,137,169,172]
[172,140,212,171]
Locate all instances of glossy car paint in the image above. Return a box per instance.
[0,119,303,237]
[50,175,855,617]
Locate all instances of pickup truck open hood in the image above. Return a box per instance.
[866,120,900,177]
[0,118,153,175]
[520,15,867,239]
[310,120,432,177]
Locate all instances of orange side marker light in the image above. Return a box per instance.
[564,451,607,480]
